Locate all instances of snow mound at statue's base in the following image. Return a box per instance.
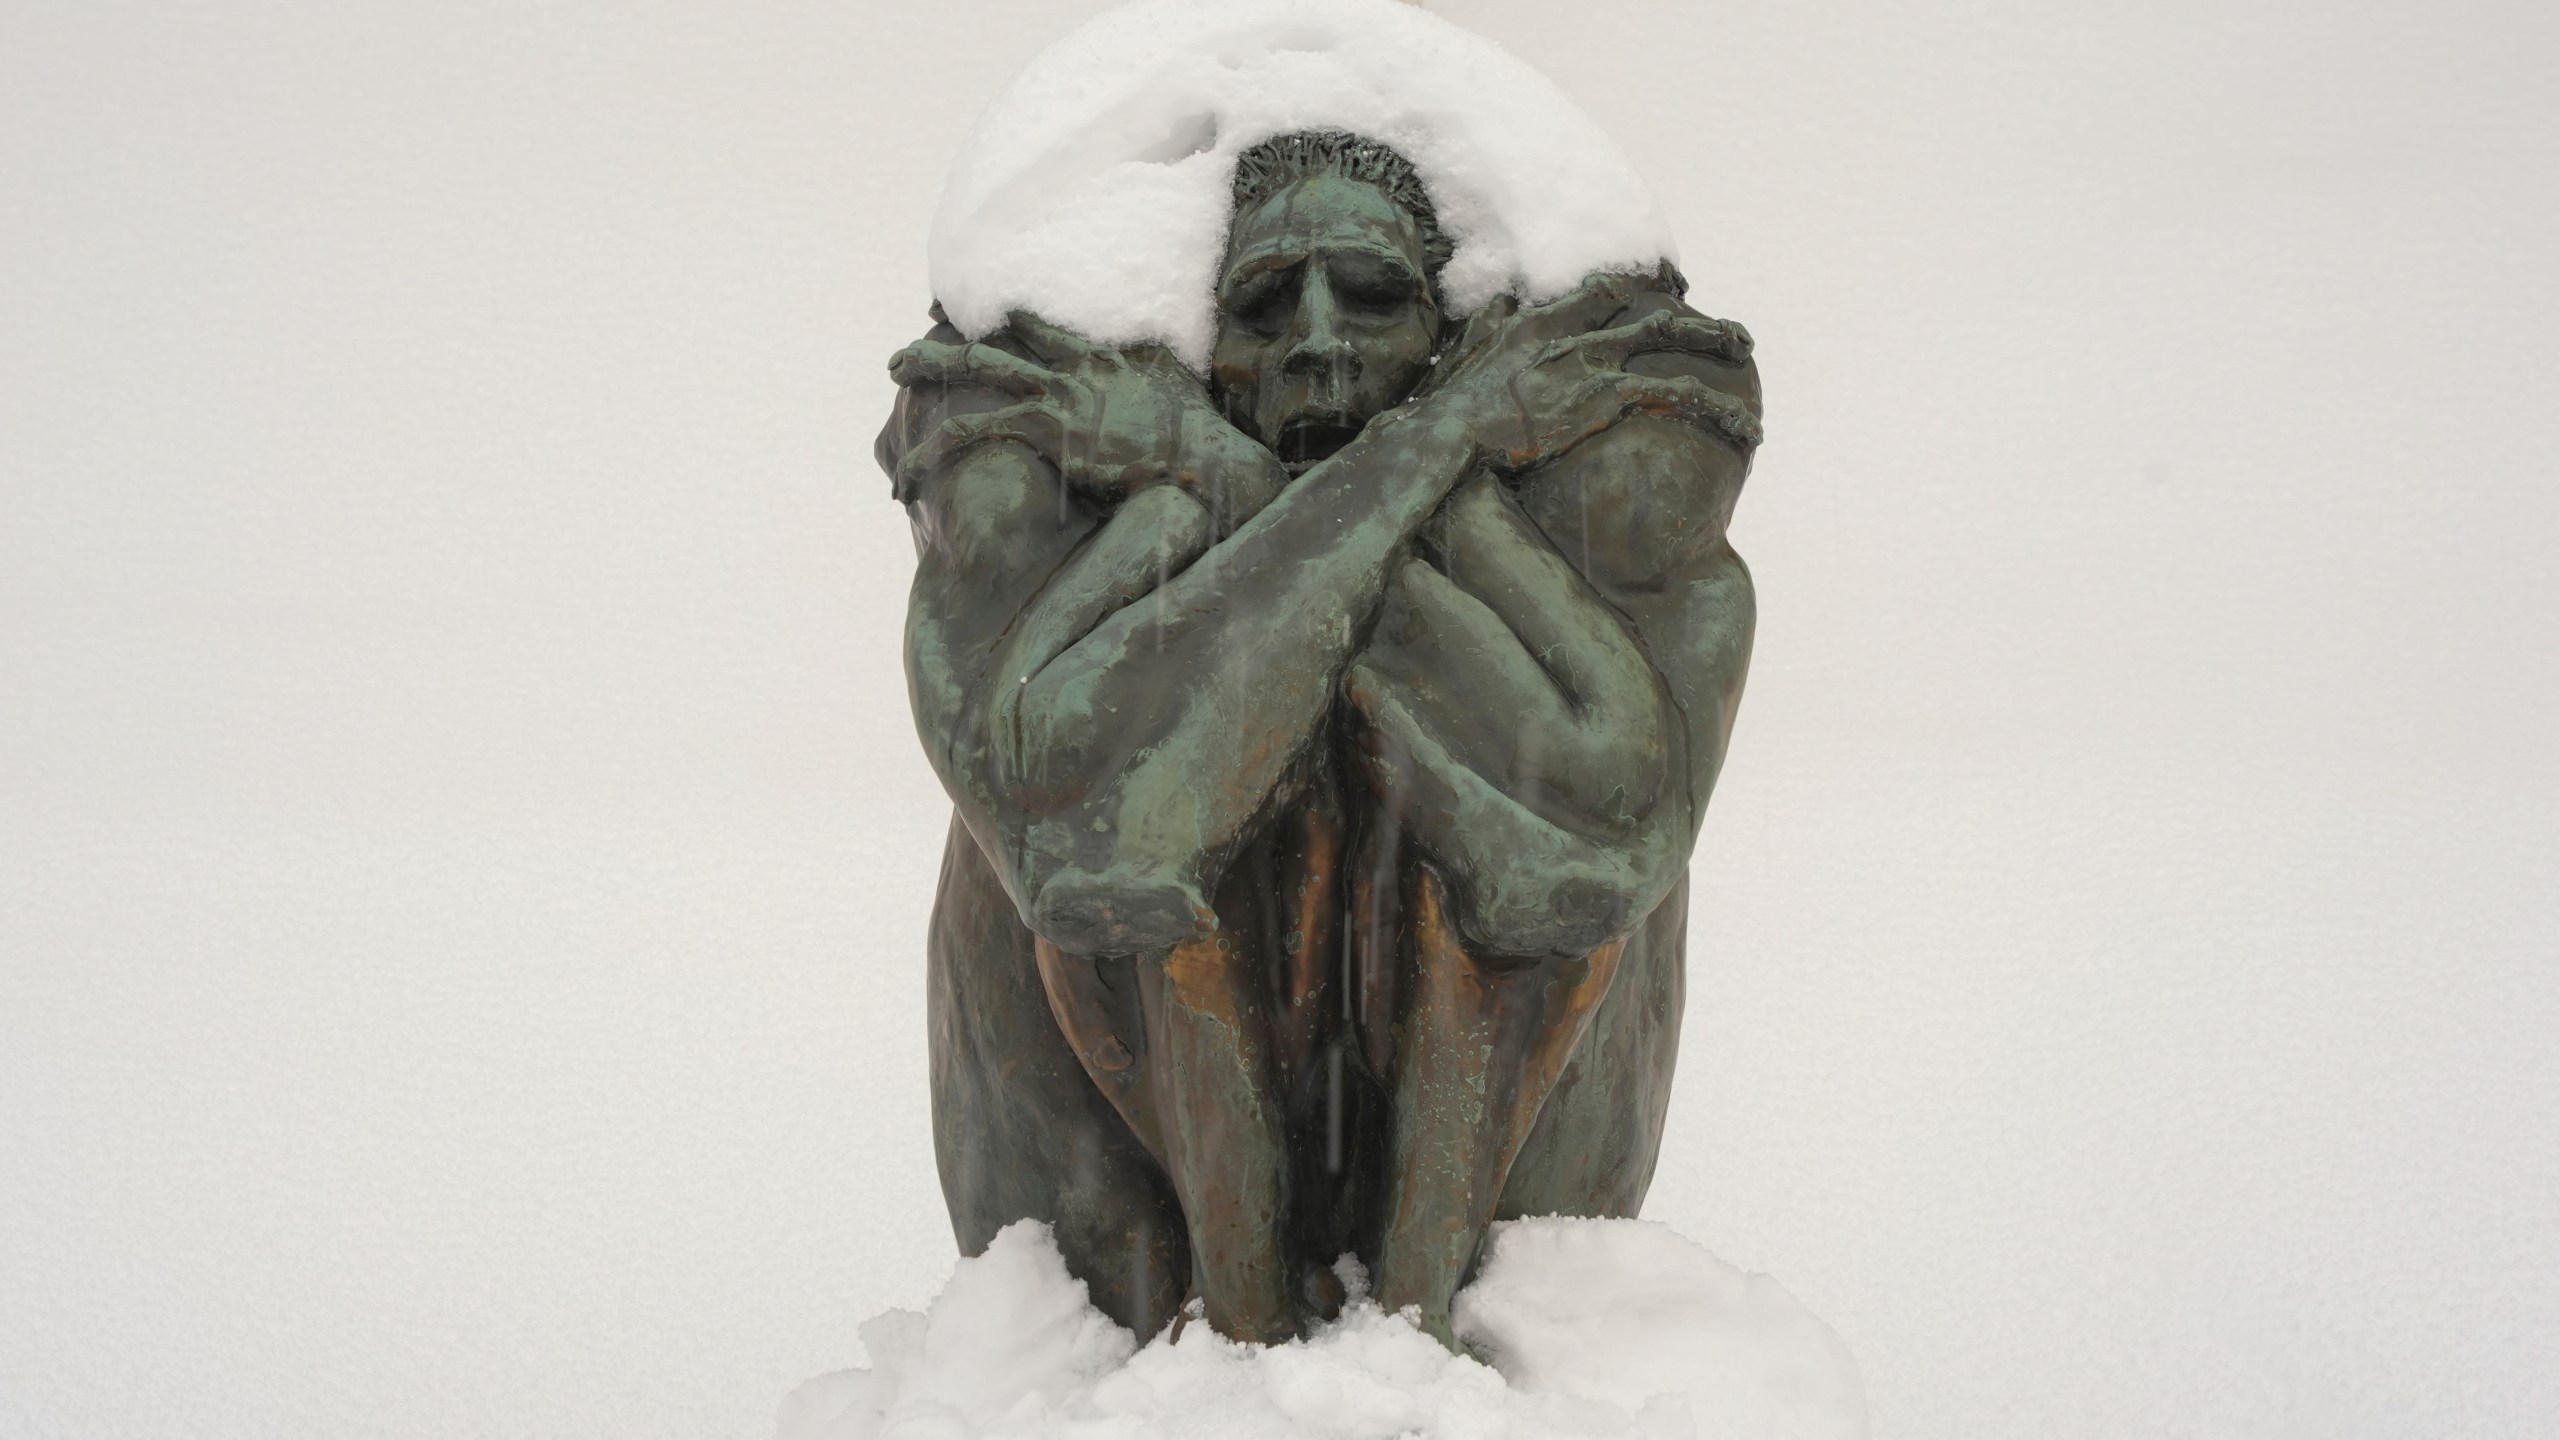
[778,1217,1865,1440]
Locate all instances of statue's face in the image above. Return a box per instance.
[1211,172,1440,470]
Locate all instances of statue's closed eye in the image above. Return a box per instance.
[1222,268,1301,334]
[1328,253,1420,312]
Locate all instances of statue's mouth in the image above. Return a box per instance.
[1274,414,1364,472]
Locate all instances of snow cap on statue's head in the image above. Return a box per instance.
[927,0,1676,370]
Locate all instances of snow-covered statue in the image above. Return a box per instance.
[875,1,1761,1350]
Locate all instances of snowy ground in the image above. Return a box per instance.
[4,2,2557,1438]
[778,1219,1863,1440]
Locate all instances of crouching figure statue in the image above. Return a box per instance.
[877,131,1762,1349]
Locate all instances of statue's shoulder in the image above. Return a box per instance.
[1511,271,1761,590]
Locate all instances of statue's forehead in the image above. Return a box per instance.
[1224,174,1426,271]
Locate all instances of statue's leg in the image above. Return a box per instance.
[1133,936,1297,1342]
[927,816,1190,1336]
[1498,879,1689,1221]
[1260,762,1368,1309]
[1038,796,1353,1345]
[1370,867,1623,1345]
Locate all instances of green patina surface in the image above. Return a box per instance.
[881,131,1761,1347]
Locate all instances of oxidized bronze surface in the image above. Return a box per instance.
[879,131,1761,1347]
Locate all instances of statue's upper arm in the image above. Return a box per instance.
[1502,291,1761,819]
[883,327,1096,778]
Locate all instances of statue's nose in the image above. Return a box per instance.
[1281,283,1360,384]
[1284,334,1359,383]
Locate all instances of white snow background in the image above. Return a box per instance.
[4,2,2557,1438]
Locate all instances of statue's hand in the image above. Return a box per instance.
[889,313,1284,531]
[1418,274,1761,473]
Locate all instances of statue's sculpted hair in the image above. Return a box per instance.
[1229,131,1457,294]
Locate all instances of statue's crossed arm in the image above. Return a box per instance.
[882,278,1758,960]
[1347,289,1760,959]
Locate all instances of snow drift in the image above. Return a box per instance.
[778,1217,1865,1440]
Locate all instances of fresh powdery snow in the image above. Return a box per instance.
[777,1218,1866,1440]
[927,0,1680,370]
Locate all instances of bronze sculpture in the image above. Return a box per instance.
[878,131,1761,1349]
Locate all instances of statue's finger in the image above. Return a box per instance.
[883,338,956,384]
[1434,293,1519,376]
[896,401,1061,490]
[1534,302,1656,369]
[888,340,1054,398]
[1535,371,1737,467]
[1610,373,1765,450]
[1507,271,1639,343]
[1341,655,1418,734]
[1005,310,1099,367]
[1574,312,1754,368]
[1700,316,1754,361]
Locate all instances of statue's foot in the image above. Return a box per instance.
[1298,1260,1347,1327]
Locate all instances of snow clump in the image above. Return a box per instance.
[927,0,1680,370]
[778,1217,1866,1440]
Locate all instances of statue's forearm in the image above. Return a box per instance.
[1017,406,1483,953]
[1049,408,1472,719]
[979,482,1218,800]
